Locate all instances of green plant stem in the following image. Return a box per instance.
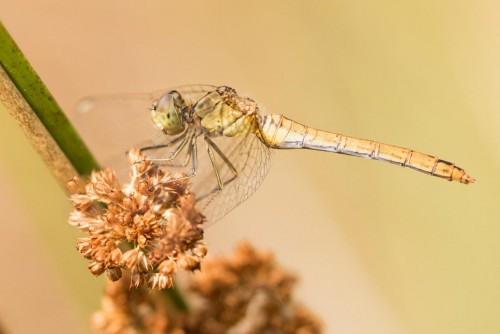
[163,285,190,313]
[0,21,99,177]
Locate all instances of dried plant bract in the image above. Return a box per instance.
[68,148,206,289]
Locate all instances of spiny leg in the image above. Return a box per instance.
[181,134,196,168]
[127,133,187,167]
[143,131,193,167]
[139,132,186,154]
[196,138,239,205]
[206,137,238,177]
[206,142,223,189]
[149,134,199,190]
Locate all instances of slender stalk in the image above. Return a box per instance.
[0,21,99,179]
[163,286,190,313]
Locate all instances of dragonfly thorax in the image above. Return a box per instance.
[150,90,187,136]
[193,86,259,137]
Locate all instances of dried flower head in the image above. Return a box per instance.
[92,242,323,334]
[68,148,206,289]
[91,272,173,334]
[186,241,323,334]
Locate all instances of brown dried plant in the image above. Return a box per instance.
[67,148,206,289]
[92,242,323,334]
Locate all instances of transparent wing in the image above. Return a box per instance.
[74,84,218,178]
[75,84,273,224]
[191,131,274,224]
[125,130,273,224]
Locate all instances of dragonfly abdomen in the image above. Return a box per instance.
[258,114,474,184]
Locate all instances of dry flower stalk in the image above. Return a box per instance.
[92,242,323,334]
[68,148,206,289]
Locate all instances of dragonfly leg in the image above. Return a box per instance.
[148,135,198,190]
[195,138,239,206]
[139,132,186,154]
[205,137,238,177]
[161,135,198,182]
[142,131,193,167]
[206,142,224,189]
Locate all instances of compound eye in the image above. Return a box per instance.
[150,90,186,135]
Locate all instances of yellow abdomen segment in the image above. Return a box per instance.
[258,114,475,184]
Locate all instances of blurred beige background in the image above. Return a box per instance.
[1,1,499,333]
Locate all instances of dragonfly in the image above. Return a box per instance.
[77,84,475,223]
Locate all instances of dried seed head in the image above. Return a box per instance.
[137,181,150,195]
[106,268,122,282]
[137,234,148,248]
[92,242,323,334]
[137,251,149,273]
[67,176,86,194]
[122,249,139,269]
[109,248,122,266]
[70,194,93,212]
[130,270,143,288]
[68,148,206,289]
[184,241,323,333]
[178,254,201,271]
[159,260,176,276]
[89,261,105,276]
[192,242,208,258]
[148,273,174,290]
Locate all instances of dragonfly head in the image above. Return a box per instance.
[150,90,187,135]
